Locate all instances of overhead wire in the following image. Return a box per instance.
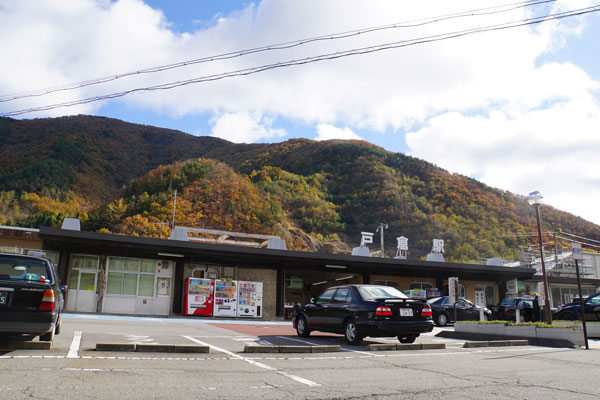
[1,3,599,117]
[0,0,556,103]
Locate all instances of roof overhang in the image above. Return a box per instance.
[39,227,536,281]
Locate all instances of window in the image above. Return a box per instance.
[69,255,99,292]
[374,280,400,289]
[443,283,466,298]
[359,286,407,301]
[333,288,350,303]
[587,295,600,305]
[106,257,166,297]
[410,282,432,290]
[316,288,336,304]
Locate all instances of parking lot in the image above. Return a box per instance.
[2,313,600,399]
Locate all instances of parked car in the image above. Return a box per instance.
[292,284,434,345]
[0,254,65,341]
[555,292,600,321]
[427,296,491,326]
[489,296,538,322]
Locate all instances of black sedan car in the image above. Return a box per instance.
[293,284,434,345]
[489,297,537,322]
[427,296,491,326]
[555,292,600,321]
[0,254,65,341]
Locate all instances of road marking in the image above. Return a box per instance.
[67,331,82,359]
[183,335,321,387]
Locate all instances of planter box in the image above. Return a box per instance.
[553,321,600,338]
[476,323,505,336]
[454,322,479,333]
[536,327,584,346]
[505,325,536,338]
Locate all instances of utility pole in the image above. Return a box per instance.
[171,190,177,229]
[553,225,560,270]
[376,223,388,258]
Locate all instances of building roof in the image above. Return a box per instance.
[39,227,536,281]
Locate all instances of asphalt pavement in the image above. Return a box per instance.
[1,313,600,399]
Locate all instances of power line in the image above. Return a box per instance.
[0,0,556,103]
[2,4,598,117]
[558,231,600,245]
[556,235,600,250]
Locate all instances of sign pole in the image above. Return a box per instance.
[572,243,589,350]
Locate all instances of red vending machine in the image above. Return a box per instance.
[183,277,214,316]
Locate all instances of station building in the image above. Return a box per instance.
[1,222,598,319]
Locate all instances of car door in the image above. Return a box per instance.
[585,294,600,321]
[455,299,472,321]
[459,299,479,320]
[308,287,336,329]
[326,287,351,331]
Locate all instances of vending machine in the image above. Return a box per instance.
[237,281,263,318]
[183,277,214,316]
[213,279,238,317]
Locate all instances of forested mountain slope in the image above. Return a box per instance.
[1,115,598,262]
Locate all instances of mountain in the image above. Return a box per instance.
[1,115,598,262]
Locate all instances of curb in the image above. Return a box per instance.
[0,341,52,350]
[244,345,341,353]
[436,330,576,348]
[95,343,209,353]
[463,340,529,348]
[367,343,446,351]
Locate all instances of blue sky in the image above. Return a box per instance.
[0,0,599,224]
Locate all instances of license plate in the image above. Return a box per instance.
[400,308,413,317]
[0,291,7,306]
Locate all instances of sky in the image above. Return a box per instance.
[0,0,599,225]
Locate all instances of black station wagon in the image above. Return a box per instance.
[0,254,65,341]
[293,284,434,345]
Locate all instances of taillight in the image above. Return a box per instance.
[503,307,508,314]
[421,305,432,317]
[39,289,55,312]
[376,306,393,316]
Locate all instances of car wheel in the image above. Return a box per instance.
[296,315,310,337]
[436,313,448,327]
[398,334,417,344]
[54,321,61,335]
[39,329,55,342]
[344,320,363,345]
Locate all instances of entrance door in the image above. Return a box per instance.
[66,255,99,312]
[475,290,486,307]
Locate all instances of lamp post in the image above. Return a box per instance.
[528,191,552,324]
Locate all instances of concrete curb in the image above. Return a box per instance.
[95,343,210,353]
[0,341,52,350]
[463,340,529,348]
[436,330,576,348]
[244,345,341,353]
[367,343,446,351]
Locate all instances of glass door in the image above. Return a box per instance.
[67,255,99,312]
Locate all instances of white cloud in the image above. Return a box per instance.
[1,0,599,223]
[209,111,286,143]
[314,124,363,141]
[406,96,600,224]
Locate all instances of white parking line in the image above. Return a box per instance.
[67,331,82,359]
[183,335,321,387]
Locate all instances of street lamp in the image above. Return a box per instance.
[528,191,552,324]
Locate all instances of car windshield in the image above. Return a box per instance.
[427,297,443,304]
[500,298,517,306]
[0,257,51,283]
[359,286,407,301]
